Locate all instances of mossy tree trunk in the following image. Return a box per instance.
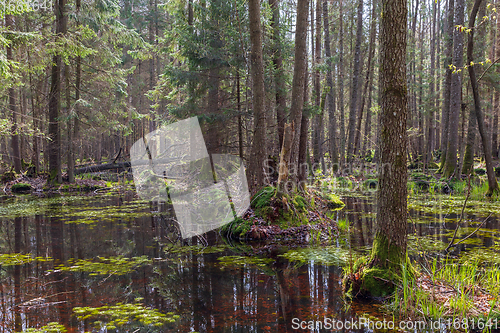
[344,0,408,298]
[370,0,408,292]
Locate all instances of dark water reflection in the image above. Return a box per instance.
[0,193,498,332]
[340,195,500,256]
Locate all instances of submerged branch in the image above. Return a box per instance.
[445,175,471,252]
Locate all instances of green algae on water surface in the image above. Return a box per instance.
[407,235,447,253]
[459,247,500,265]
[217,255,274,268]
[409,195,500,217]
[73,299,179,330]
[20,322,67,333]
[0,253,53,266]
[53,256,151,275]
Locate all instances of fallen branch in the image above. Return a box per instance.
[446,213,491,250]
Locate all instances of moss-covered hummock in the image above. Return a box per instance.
[220,186,344,241]
[11,182,32,193]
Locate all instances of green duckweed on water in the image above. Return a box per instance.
[217,255,274,268]
[0,195,151,220]
[20,322,67,333]
[73,299,179,330]
[0,253,53,266]
[53,256,151,275]
[407,235,447,253]
[409,194,500,217]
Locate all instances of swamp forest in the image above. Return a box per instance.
[1,0,500,331]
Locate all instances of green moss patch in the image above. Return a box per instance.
[11,182,32,193]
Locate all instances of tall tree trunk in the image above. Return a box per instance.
[338,0,346,167]
[375,0,408,265]
[346,0,363,164]
[188,0,193,26]
[149,0,156,133]
[298,86,309,187]
[48,0,67,184]
[425,0,437,169]
[68,0,81,183]
[237,71,244,159]
[6,14,21,173]
[354,0,376,158]
[409,0,419,161]
[417,15,424,161]
[323,0,338,170]
[435,0,441,150]
[362,69,375,158]
[269,0,286,151]
[312,0,322,169]
[442,0,464,179]
[439,0,455,171]
[206,68,221,152]
[495,6,500,158]
[248,0,267,193]
[65,63,75,183]
[345,0,408,298]
[463,0,487,174]
[467,0,499,195]
[462,103,476,175]
[277,0,309,190]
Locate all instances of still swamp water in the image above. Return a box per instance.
[0,191,499,332]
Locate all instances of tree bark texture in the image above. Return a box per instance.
[346,0,363,164]
[248,0,267,193]
[6,14,21,174]
[375,0,408,263]
[48,0,67,184]
[279,0,309,187]
[323,0,338,169]
[443,0,464,179]
[440,0,455,171]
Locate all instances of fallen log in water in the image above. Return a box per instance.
[74,161,131,175]
[73,157,183,175]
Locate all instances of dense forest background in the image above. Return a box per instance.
[1,0,499,192]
